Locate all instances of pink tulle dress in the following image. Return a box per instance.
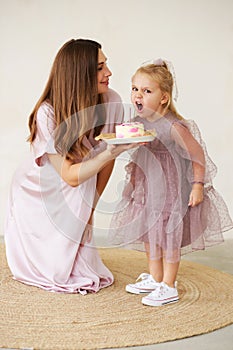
[4,89,123,293]
[109,112,233,262]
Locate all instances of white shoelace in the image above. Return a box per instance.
[136,273,151,282]
[149,282,176,297]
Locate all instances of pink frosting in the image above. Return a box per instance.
[129,127,139,132]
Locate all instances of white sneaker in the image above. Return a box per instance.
[141,281,179,306]
[125,273,161,294]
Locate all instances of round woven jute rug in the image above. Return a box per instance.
[1,243,233,350]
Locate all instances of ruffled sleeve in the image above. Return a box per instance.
[171,119,217,184]
[185,120,217,182]
[32,102,57,166]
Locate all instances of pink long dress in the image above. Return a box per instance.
[4,89,123,294]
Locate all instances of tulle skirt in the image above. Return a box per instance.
[109,143,233,263]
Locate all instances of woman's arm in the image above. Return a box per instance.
[47,144,137,187]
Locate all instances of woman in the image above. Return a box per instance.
[4,38,135,294]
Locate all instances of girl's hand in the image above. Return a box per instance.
[188,184,204,207]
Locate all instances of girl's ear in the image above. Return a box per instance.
[161,93,169,105]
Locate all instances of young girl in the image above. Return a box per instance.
[109,59,233,306]
[4,38,136,294]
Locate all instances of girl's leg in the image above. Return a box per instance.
[125,243,162,295]
[163,260,180,287]
[141,249,180,307]
[162,250,181,287]
[145,243,163,282]
[149,258,163,282]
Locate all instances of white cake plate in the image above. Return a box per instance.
[103,135,155,144]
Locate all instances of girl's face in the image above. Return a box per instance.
[131,72,168,121]
[97,49,112,94]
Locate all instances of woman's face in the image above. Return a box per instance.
[131,72,168,121]
[97,49,112,94]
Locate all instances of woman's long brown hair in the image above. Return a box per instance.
[28,39,105,160]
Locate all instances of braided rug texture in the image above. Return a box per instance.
[1,243,233,349]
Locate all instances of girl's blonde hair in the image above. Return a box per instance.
[28,39,105,160]
[133,62,183,120]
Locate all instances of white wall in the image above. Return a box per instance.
[1,0,233,239]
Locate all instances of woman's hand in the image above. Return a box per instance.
[106,142,140,158]
[188,184,204,207]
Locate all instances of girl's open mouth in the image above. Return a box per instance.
[136,102,143,112]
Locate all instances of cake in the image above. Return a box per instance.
[95,123,156,141]
[115,122,144,138]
